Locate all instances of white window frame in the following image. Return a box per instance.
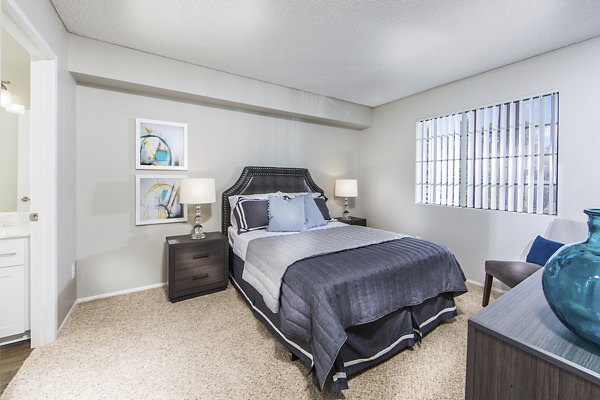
[415,92,559,215]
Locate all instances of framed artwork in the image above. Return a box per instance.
[136,118,187,170]
[136,175,187,225]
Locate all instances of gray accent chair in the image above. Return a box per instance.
[481,218,587,307]
[482,260,541,306]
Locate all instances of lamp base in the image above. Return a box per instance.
[341,197,351,220]
[191,227,205,240]
[190,204,206,240]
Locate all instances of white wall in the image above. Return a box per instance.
[16,110,30,212]
[361,37,600,284]
[13,0,77,327]
[0,108,18,211]
[68,35,373,130]
[76,85,362,298]
[0,109,29,213]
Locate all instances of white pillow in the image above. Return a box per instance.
[228,192,278,211]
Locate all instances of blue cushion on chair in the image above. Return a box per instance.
[267,195,306,232]
[526,235,564,266]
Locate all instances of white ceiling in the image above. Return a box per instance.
[51,0,600,107]
[1,28,31,106]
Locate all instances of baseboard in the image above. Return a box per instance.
[466,278,508,294]
[466,278,483,287]
[57,301,78,336]
[56,283,167,337]
[77,282,167,304]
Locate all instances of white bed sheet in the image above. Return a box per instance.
[228,221,348,261]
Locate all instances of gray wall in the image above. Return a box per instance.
[15,0,78,328]
[68,34,373,130]
[360,36,600,285]
[76,85,362,298]
[73,11,600,299]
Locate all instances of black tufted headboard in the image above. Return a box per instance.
[222,166,326,235]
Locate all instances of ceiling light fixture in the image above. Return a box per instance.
[1,81,12,108]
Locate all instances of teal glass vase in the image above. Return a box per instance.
[542,209,600,346]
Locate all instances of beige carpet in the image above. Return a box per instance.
[1,282,495,400]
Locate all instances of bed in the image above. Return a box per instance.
[223,166,467,392]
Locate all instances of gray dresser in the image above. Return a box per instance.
[466,269,600,399]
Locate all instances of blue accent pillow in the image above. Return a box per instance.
[314,197,331,220]
[526,235,564,266]
[302,195,327,229]
[267,195,306,232]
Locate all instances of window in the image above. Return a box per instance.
[415,92,559,215]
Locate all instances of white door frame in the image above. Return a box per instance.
[2,0,58,347]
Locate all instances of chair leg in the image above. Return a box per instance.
[482,273,493,307]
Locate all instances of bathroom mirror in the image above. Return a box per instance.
[0,28,30,213]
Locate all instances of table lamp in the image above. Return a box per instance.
[179,178,216,239]
[335,179,358,221]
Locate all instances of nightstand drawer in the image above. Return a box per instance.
[166,232,229,302]
[174,262,225,292]
[335,216,367,227]
[173,243,224,269]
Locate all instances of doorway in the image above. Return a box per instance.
[1,0,59,348]
[0,26,31,347]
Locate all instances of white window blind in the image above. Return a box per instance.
[415,92,559,215]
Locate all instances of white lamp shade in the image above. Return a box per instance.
[179,178,216,204]
[335,179,358,197]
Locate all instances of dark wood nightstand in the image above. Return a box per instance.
[166,232,229,302]
[335,216,367,227]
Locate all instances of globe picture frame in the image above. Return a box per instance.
[135,174,188,226]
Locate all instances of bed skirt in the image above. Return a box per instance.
[228,249,460,391]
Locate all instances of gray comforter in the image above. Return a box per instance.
[245,228,467,392]
[243,225,402,313]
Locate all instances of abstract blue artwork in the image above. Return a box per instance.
[136,118,188,170]
[136,175,187,225]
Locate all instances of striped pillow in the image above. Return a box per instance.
[233,198,269,234]
[314,197,331,220]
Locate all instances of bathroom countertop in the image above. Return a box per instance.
[0,213,30,239]
[0,225,30,239]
